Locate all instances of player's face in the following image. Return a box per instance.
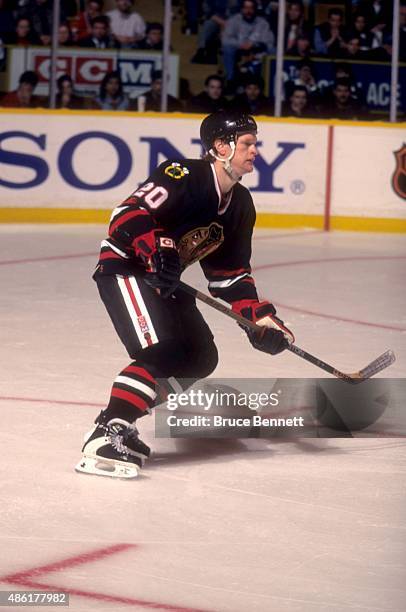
[232,133,258,175]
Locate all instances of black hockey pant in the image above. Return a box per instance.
[94,270,219,422]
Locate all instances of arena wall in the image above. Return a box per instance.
[0,109,405,231]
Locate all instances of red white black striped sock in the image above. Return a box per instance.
[104,363,158,423]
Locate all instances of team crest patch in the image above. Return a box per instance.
[391,145,406,200]
[164,162,190,180]
[178,223,224,268]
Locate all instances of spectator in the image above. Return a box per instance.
[323,77,366,119]
[264,0,282,34]
[5,17,40,45]
[72,0,104,42]
[191,1,238,64]
[222,0,274,84]
[321,63,365,107]
[232,42,265,93]
[94,71,130,110]
[186,74,228,113]
[79,16,116,48]
[55,74,83,109]
[289,34,312,57]
[106,0,146,48]
[1,70,41,107]
[285,59,320,105]
[284,1,311,53]
[58,22,74,46]
[313,8,347,57]
[340,36,365,59]
[400,3,406,62]
[374,3,406,62]
[136,22,163,50]
[349,13,374,51]
[18,0,53,46]
[359,1,392,55]
[282,84,314,117]
[359,0,392,32]
[229,74,271,115]
[141,69,183,112]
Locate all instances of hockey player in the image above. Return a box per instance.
[76,110,295,478]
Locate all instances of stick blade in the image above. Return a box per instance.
[354,350,396,381]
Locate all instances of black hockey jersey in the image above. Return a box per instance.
[97,159,259,304]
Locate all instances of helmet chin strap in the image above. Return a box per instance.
[209,140,242,182]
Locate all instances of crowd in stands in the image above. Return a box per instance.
[0,0,405,120]
[192,0,404,65]
[0,0,151,49]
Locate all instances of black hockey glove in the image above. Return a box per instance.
[136,232,181,298]
[232,299,295,356]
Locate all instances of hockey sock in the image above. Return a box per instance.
[101,363,159,423]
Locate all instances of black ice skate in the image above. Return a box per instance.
[75,415,150,479]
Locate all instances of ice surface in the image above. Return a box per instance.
[0,225,405,611]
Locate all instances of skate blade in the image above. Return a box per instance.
[75,455,139,479]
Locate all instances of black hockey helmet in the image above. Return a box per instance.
[200,110,257,153]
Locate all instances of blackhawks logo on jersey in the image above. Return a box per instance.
[392,145,406,200]
[178,223,224,268]
[164,162,190,180]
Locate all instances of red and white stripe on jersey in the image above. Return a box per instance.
[109,204,130,223]
[100,239,130,259]
[208,272,251,290]
[202,265,258,303]
[116,275,159,348]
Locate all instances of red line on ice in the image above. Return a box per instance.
[0,544,210,612]
[1,544,133,581]
[0,252,97,266]
[0,251,404,331]
[7,580,208,611]
[252,257,406,331]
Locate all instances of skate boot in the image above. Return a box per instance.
[75,414,150,479]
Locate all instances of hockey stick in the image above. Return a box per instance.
[178,281,396,383]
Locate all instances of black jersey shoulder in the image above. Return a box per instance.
[142,158,218,227]
[153,158,212,185]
